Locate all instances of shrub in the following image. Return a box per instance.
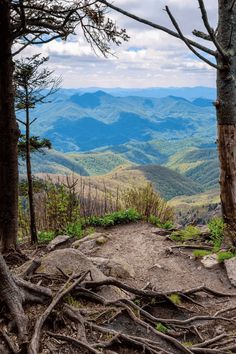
[66,221,84,239]
[88,208,141,228]
[149,215,173,229]
[208,218,224,251]
[38,230,55,242]
[170,225,200,242]
[122,183,173,223]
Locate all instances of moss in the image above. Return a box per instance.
[170,225,200,242]
[156,322,168,333]
[193,249,212,258]
[217,251,236,263]
[168,293,181,305]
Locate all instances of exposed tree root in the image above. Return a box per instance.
[1,252,236,354]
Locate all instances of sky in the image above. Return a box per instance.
[21,0,218,88]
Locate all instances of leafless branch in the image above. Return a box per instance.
[165,6,222,70]
[198,0,229,60]
[192,30,211,41]
[98,0,216,57]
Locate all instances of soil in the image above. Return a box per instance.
[91,222,231,293]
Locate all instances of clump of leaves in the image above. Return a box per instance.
[156,322,168,333]
[208,218,224,251]
[193,249,212,258]
[217,251,236,263]
[38,230,55,242]
[170,225,200,242]
[66,221,84,239]
[88,208,141,228]
[149,215,173,230]
[65,295,83,308]
[168,293,181,305]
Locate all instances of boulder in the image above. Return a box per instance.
[225,257,236,287]
[72,232,109,255]
[200,254,219,269]
[89,257,135,279]
[36,249,127,300]
[47,235,70,251]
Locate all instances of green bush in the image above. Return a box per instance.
[66,221,84,239]
[38,230,55,242]
[149,215,173,229]
[208,218,224,251]
[88,208,141,228]
[170,225,200,242]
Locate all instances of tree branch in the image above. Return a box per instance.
[97,0,216,57]
[192,30,211,41]
[165,6,222,70]
[198,0,229,61]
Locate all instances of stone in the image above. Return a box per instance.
[95,236,107,245]
[225,257,236,287]
[89,256,135,279]
[72,232,109,249]
[200,254,219,269]
[36,248,126,300]
[47,235,70,251]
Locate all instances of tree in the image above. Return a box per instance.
[0,0,128,346]
[15,54,58,244]
[98,0,236,245]
[0,0,128,252]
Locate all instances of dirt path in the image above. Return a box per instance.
[92,222,232,293]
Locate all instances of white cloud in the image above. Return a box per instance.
[17,0,218,88]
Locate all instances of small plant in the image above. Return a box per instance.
[65,295,83,308]
[193,250,212,258]
[170,225,200,242]
[149,215,173,229]
[182,342,193,348]
[38,230,55,242]
[168,293,181,305]
[156,322,168,333]
[217,251,236,263]
[66,221,84,239]
[208,218,224,251]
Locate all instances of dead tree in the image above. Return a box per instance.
[99,0,236,245]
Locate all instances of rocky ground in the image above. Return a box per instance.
[2,222,236,354]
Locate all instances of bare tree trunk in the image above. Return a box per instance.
[0,0,20,252]
[25,104,38,243]
[217,0,236,245]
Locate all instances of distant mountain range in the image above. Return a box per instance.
[18,87,219,200]
[19,88,216,153]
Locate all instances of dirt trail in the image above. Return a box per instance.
[92,222,232,293]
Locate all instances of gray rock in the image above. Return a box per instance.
[47,235,70,251]
[89,256,135,279]
[72,232,109,249]
[200,254,219,269]
[225,257,236,286]
[37,248,126,300]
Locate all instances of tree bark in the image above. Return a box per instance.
[25,102,38,243]
[217,0,236,245]
[0,0,20,252]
